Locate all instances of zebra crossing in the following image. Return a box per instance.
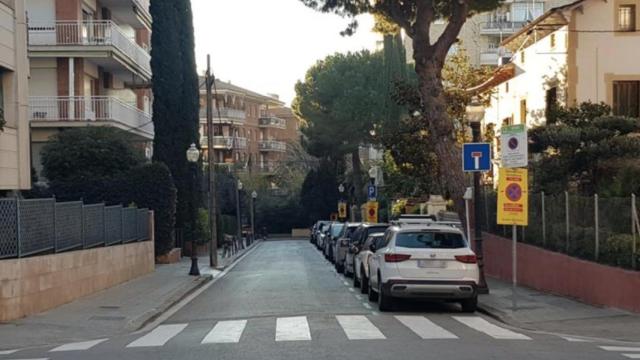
[0,314,538,358]
[599,346,640,359]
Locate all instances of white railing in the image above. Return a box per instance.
[258,116,287,129]
[28,20,151,75]
[480,21,528,34]
[201,136,248,149]
[29,96,153,136]
[133,0,150,15]
[258,140,286,152]
[199,107,246,122]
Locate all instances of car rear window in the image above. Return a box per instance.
[331,224,345,237]
[395,231,466,249]
[366,226,388,237]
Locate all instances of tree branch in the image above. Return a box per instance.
[433,0,469,62]
[377,1,414,38]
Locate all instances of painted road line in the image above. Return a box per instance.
[275,317,311,341]
[127,324,188,347]
[348,288,355,292]
[623,354,640,359]
[50,339,108,352]
[600,347,640,352]
[395,316,458,339]
[343,281,350,286]
[336,315,386,340]
[201,320,247,344]
[453,316,531,340]
[559,336,590,342]
[362,302,372,310]
[0,350,20,355]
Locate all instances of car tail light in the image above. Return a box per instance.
[455,255,477,264]
[384,253,411,262]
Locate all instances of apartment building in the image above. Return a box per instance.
[0,0,30,191]
[405,0,573,66]
[199,80,300,175]
[25,0,153,177]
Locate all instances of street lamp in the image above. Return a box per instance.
[338,183,345,195]
[251,191,257,245]
[186,143,200,276]
[466,105,489,294]
[236,180,243,249]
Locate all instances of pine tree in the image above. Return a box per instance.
[150,0,200,243]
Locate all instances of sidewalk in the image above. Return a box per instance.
[0,242,259,350]
[479,277,640,342]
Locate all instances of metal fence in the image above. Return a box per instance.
[0,198,151,259]
[482,190,639,271]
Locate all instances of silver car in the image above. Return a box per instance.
[353,232,384,292]
[332,223,360,274]
[324,222,345,261]
[345,223,389,279]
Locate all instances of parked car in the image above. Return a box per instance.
[367,223,479,312]
[332,223,361,273]
[312,221,330,247]
[353,232,384,292]
[344,223,389,278]
[324,222,345,261]
[316,222,331,250]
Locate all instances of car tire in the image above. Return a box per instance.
[367,278,378,302]
[353,269,360,288]
[378,280,393,312]
[336,262,343,273]
[460,296,478,313]
[360,268,369,294]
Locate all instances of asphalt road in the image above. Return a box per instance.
[3,240,635,360]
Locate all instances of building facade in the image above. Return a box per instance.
[25,0,153,178]
[199,80,300,175]
[0,0,30,191]
[405,0,573,66]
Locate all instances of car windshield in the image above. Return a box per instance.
[366,226,388,237]
[330,224,345,237]
[395,231,466,249]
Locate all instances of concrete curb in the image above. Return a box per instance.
[130,274,213,331]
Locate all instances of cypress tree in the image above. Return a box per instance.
[150,0,200,243]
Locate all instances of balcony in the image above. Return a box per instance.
[98,0,151,28]
[479,21,528,35]
[258,162,277,174]
[29,96,153,139]
[258,115,286,129]
[199,107,246,125]
[201,136,248,150]
[28,20,151,81]
[258,140,286,152]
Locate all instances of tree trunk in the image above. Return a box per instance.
[415,59,466,222]
[351,148,364,205]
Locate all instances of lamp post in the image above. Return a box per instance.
[186,143,201,276]
[236,180,243,248]
[467,106,489,294]
[251,191,257,245]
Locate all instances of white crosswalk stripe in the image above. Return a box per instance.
[453,316,531,340]
[201,320,247,344]
[622,354,640,359]
[600,346,640,352]
[336,315,385,340]
[0,350,20,355]
[275,316,312,341]
[395,315,458,339]
[127,324,188,347]
[50,339,108,352]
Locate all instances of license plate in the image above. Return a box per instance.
[418,260,446,268]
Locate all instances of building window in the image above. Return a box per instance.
[550,33,556,48]
[520,50,525,64]
[520,99,527,124]
[613,81,640,117]
[505,82,509,93]
[618,5,636,32]
[545,87,558,120]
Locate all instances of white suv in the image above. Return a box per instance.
[367,223,479,312]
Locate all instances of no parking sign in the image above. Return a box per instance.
[497,168,528,226]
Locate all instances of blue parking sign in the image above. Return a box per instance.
[462,143,492,172]
[367,185,377,200]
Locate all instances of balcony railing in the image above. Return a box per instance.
[258,140,286,152]
[29,96,153,137]
[258,116,287,129]
[27,20,151,76]
[199,107,246,123]
[201,136,247,150]
[480,21,528,34]
[133,0,150,15]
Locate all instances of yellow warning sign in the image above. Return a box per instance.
[365,201,378,223]
[338,201,347,219]
[497,167,528,226]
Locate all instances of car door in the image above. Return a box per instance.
[358,236,376,279]
[369,231,392,287]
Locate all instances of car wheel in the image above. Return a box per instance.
[353,269,360,288]
[367,278,378,302]
[337,262,344,273]
[378,279,393,312]
[344,265,352,278]
[360,268,369,294]
[460,296,478,313]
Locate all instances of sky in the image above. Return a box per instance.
[191,0,381,106]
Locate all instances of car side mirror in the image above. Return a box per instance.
[349,245,359,254]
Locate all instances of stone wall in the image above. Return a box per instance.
[0,241,154,322]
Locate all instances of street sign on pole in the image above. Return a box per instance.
[366,201,378,223]
[338,201,347,220]
[497,167,529,226]
[500,124,528,168]
[462,143,492,172]
[367,185,377,200]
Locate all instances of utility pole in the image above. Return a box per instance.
[205,55,218,268]
[471,121,489,294]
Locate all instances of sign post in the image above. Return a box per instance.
[462,143,492,172]
[338,201,347,220]
[367,184,377,201]
[500,124,528,168]
[366,201,379,223]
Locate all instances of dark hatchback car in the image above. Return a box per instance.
[344,223,389,277]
